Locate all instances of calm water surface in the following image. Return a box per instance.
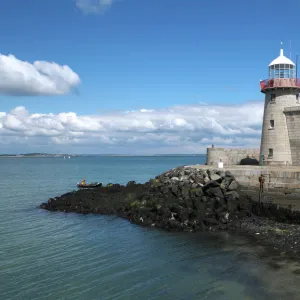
[1,155,300,300]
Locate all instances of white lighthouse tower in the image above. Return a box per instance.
[259,44,300,165]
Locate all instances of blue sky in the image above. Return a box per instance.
[0,0,299,154]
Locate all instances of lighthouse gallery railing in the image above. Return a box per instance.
[260,78,300,90]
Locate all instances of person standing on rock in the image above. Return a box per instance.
[259,175,265,192]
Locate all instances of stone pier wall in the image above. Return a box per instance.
[189,165,300,210]
[206,147,260,166]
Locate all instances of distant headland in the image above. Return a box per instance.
[0,153,80,158]
[0,153,205,158]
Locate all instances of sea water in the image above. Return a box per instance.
[1,155,300,300]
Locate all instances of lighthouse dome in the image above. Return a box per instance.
[269,48,295,67]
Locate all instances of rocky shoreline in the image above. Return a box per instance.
[40,166,300,258]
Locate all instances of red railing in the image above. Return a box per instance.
[260,78,300,91]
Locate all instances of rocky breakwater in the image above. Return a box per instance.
[40,166,251,232]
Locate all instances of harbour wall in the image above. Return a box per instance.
[189,165,300,210]
[206,146,260,166]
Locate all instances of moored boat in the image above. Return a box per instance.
[77,180,102,188]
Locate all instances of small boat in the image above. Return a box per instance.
[77,182,102,188]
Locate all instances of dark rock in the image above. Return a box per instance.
[202,196,208,203]
[204,217,219,226]
[206,197,221,212]
[40,203,48,209]
[205,187,224,199]
[203,180,220,191]
[227,180,238,191]
[190,187,203,198]
[161,187,169,195]
[178,181,185,187]
[191,183,198,189]
[162,208,172,218]
[170,204,184,214]
[216,206,227,215]
[194,175,205,185]
[196,209,205,221]
[168,219,182,230]
[227,199,239,212]
[186,196,195,209]
[195,200,206,210]
[181,187,190,200]
[171,185,179,195]
[219,212,230,224]
[193,197,204,210]
[179,208,190,222]
[225,190,239,201]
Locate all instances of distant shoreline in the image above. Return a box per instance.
[0,154,205,158]
[0,155,79,158]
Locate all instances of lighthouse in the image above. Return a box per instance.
[259,45,300,166]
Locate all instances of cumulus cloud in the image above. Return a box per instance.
[76,0,114,14]
[0,53,81,96]
[0,101,264,154]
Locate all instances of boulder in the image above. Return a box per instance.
[204,217,219,226]
[227,180,239,191]
[171,185,179,195]
[168,219,181,230]
[190,187,203,198]
[225,190,239,201]
[179,175,189,182]
[227,199,239,212]
[210,174,222,182]
[203,180,220,191]
[205,187,224,199]
[179,208,190,222]
[181,187,190,200]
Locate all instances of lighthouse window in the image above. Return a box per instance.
[270,94,276,103]
[270,120,274,128]
[268,148,273,158]
[269,64,296,78]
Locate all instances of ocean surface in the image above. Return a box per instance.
[1,155,300,300]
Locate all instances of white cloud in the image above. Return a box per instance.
[76,0,114,14]
[0,101,264,154]
[140,109,154,113]
[0,53,80,96]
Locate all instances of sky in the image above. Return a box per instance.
[0,0,300,154]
